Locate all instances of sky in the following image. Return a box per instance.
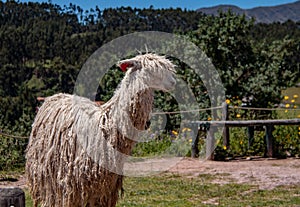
[17,0,298,11]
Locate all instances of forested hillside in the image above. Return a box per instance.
[197,1,300,23]
[0,1,299,136]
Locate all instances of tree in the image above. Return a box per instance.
[190,11,255,98]
[189,11,300,109]
[248,38,300,107]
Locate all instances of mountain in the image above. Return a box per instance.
[197,1,300,23]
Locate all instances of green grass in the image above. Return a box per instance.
[24,188,34,207]
[115,174,300,207]
[22,172,300,207]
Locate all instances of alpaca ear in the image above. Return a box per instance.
[118,60,140,72]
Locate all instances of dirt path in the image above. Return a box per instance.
[168,157,300,189]
[0,174,27,189]
[1,157,300,190]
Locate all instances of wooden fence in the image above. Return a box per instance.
[191,103,300,160]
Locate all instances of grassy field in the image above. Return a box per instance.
[116,174,300,207]
[22,173,300,207]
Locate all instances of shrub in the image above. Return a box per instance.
[0,135,27,171]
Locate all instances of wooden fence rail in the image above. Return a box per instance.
[193,119,300,127]
[190,103,300,160]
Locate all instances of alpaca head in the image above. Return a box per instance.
[118,53,176,92]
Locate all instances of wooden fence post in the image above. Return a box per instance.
[222,102,229,148]
[206,126,215,160]
[265,125,274,157]
[247,126,254,149]
[191,123,199,158]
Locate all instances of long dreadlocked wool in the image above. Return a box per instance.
[26,53,176,207]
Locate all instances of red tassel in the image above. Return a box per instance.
[119,62,131,72]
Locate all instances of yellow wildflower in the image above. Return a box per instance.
[172,130,178,136]
[291,99,295,103]
[223,145,227,150]
[240,141,243,145]
[225,99,231,104]
[298,114,300,118]
[236,114,241,118]
[294,105,298,109]
[284,96,289,100]
[207,117,212,121]
[285,103,290,108]
[293,94,298,99]
[182,128,192,132]
[189,139,193,143]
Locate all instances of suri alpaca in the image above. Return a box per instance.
[25,53,176,207]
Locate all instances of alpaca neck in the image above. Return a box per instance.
[104,76,154,138]
[128,89,153,130]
